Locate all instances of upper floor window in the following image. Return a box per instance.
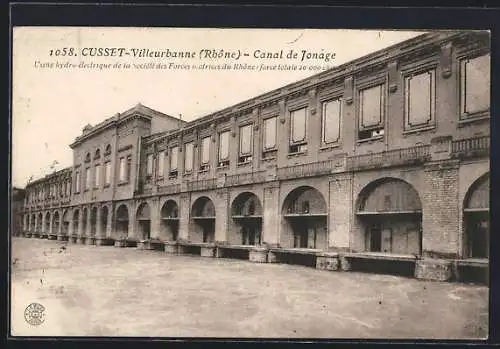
[94,164,100,188]
[404,69,436,131]
[218,131,230,167]
[157,151,165,178]
[459,53,490,120]
[239,124,253,164]
[94,148,101,160]
[104,144,112,156]
[84,167,91,190]
[119,157,126,182]
[322,98,342,145]
[358,83,385,141]
[84,152,91,163]
[262,116,277,158]
[126,155,132,182]
[105,161,112,185]
[65,180,70,196]
[200,136,211,171]
[75,170,81,193]
[146,154,154,177]
[184,142,194,173]
[289,107,308,153]
[169,146,179,178]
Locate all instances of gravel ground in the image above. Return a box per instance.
[10,237,489,339]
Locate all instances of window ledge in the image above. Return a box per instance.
[84,189,90,192]
[117,181,129,186]
[261,156,277,162]
[319,144,341,152]
[183,171,193,177]
[288,151,307,158]
[458,112,490,127]
[104,184,110,188]
[217,165,230,170]
[402,125,436,136]
[357,135,384,144]
[237,161,252,167]
[198,169,210,174]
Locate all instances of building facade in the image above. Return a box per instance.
[18,31,490,282]
[11,187,26,236]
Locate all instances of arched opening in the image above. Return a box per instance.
[116,204,130,238]
[160,200,179,241]
[90,207,98,236]
[136,202,151,240]
[23,215,28,232]
[37,213,43,233]
[464,173,489,259]
[62,210,69,235]
[52,211,60,235]
[44,212,51,235]
[357,178,422,255]
[72,209,80,235]
[101,206,109,237]
[31,214,36,232]
[231,192,263,245]
[281,186,328,249]
[190,197,216,243]
[82,208,88,235]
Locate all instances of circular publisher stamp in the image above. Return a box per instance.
[24,302,46,326]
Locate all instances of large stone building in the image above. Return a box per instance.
[11,187,26,236]
[18,30,490,282]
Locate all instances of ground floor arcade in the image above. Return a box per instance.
[20,165,489,282]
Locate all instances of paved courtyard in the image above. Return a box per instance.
[11,237,488,339]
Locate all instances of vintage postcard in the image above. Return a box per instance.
[11,27,490,339]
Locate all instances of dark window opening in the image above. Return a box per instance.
[369,225,382,252]
[218,160,230,168]
[238,155,253,164]
[169,170,178,179]
[302,201,310,214]
[289,143,307,154]
[248,201,255,216]
[359,127,384,141]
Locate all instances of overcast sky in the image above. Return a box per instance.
[12,27,428,188]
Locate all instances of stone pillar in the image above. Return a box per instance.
[214,188,229,243]
[316,252,340,271]
[106,206,112,238]
[262,183,280,247]
[340,255,352,271]
[41,213,46,234]
[151,198,161,239]
[328,173,353,251]
[178,193,190,241]
[422,159,460,259]
[415,259,453,282]
[77,208,84,236]
[128,216,135,239]
[49,214,53,235]
[86,208,92,236]
[96,206,102,237]
[68,214,74,235]
[249,247,268,263]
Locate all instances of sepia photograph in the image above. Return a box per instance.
[10,26,490,339]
